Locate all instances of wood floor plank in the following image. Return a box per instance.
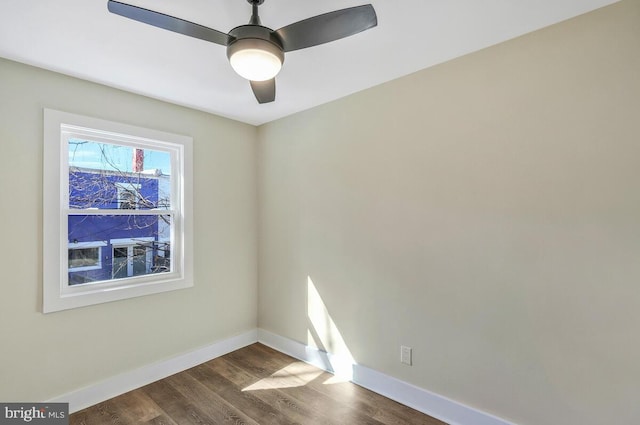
[143,413,179,425]
[70,343,448,425]
[141,378,219,425]
[118,389,164,423]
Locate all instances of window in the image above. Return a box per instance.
[44,109,193,313]
[68,240,107,272]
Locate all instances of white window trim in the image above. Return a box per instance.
[68,240,108,272]
[43,108,194,313]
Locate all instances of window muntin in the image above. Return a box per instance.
[44,109,193,313]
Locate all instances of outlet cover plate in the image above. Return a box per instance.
[401,345,412,365]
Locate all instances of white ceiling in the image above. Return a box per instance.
[0,0,618,126]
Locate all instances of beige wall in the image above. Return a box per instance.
[257,1,640,424]
[1,1,639,423]
[0,58,258,401]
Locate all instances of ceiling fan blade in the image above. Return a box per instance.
[274,4,377,52]
[108,0,230,46]
[250,79,276,104]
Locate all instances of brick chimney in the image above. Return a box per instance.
[133,148,144,172]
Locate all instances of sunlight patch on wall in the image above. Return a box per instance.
[307,276,355,381]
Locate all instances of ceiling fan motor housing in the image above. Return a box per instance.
[226,25,285,64]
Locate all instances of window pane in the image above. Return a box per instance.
[68,214,172,286]
[68,139,171,210]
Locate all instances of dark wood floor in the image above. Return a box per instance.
[70,343,446,425]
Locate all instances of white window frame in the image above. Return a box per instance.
[43,108,194,313]
[68,240,108,272]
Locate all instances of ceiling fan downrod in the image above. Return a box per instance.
[248,0,264,25]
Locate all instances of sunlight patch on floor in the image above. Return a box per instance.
[242,362,324,391]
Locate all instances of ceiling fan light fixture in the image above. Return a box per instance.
[228,38,284,81]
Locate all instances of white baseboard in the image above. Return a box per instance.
[48,328,514,425]
[258,328,515,425]
[48,330,258,413]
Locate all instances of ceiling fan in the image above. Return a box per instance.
[107,0,377,104]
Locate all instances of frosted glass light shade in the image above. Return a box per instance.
[227,38,284,82]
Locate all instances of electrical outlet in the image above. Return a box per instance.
[401,345,412,365]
